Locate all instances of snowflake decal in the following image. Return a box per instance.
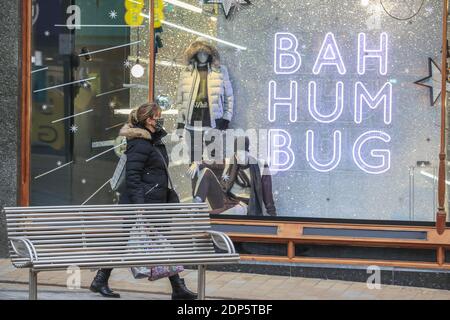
[108,10,118,19]
[70,124,79,133]
[124,59,132,68]
[222,174,230,182]
[424,6,433,17]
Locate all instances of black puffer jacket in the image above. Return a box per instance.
[118,123,169,204]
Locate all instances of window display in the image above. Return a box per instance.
[156,0,444,222]
[29,0,445,223]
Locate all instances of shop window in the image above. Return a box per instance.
[30,0,445,223]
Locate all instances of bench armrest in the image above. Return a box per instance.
[206,230,236,254]
[9,237,38,267]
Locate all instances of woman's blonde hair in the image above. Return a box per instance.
[129,102,162,126]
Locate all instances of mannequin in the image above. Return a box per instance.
[176,37,234,163]
[189,136,277,217]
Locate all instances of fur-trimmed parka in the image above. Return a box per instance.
[119,123,169,204]
[176,37,234,130]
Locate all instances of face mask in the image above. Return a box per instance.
[155,118,165,131]
[197,52,209,64]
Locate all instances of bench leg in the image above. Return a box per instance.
[197,265,206,300]
[29,270,38,300]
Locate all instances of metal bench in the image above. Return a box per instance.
[3,203,240,300]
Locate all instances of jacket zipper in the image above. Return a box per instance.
[145,183,159,195]
[187,69,199,124]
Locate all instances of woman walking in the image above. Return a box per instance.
[90,102,197,300]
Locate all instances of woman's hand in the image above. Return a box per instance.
[186,162,200,179]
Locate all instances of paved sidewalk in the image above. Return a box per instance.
[0,259,449,300]
[0,282,168,300]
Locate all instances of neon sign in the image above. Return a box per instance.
[312,32,347,75]
[268,32,392,174]
[274,32,302,74]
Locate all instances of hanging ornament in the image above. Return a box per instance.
[131,60,145,78]
[154,0,165,29]
[131,23,145,78]
[156,94,171,110]
[414,58,450,106]
[124,0,145,26]
[203,0,252,19]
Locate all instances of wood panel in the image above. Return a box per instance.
[212,218,450,269]
[19,0,32,206]
[239,254,450,271]
[148,0,155,102]
[436,0,449,234]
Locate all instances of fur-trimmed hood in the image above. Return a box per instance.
[184,37,220,68]
[119,123,151,140]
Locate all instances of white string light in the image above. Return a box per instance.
[140,13,247,51]
[164,0,203,13]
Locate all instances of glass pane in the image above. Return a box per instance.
[154,0,444,221]
[31,0,149,205]
[30,0,446,223]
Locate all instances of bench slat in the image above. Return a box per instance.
[11,258,218,269]
[10,245,214,257]
[13,249,219,262]
[8,224,211,231]
[11,248,214,258]
[8,221,210,227]
[10,245,215,259]
[15,235,212,243]
[4,203,209,210]
[7,216,210,223]
[6,214,210,221]
[30,239,214,248]
[5,233,210,240]
[8,229,209,236]
[31,255,240,270]
[3,205,208,215]
[12,239,214,250]
[18,250,222,264]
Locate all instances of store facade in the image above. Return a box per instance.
[2,0,450,286]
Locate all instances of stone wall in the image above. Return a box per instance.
[0,1,21,257]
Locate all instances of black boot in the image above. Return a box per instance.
[169,274,198,300]
[90,269,121,298]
